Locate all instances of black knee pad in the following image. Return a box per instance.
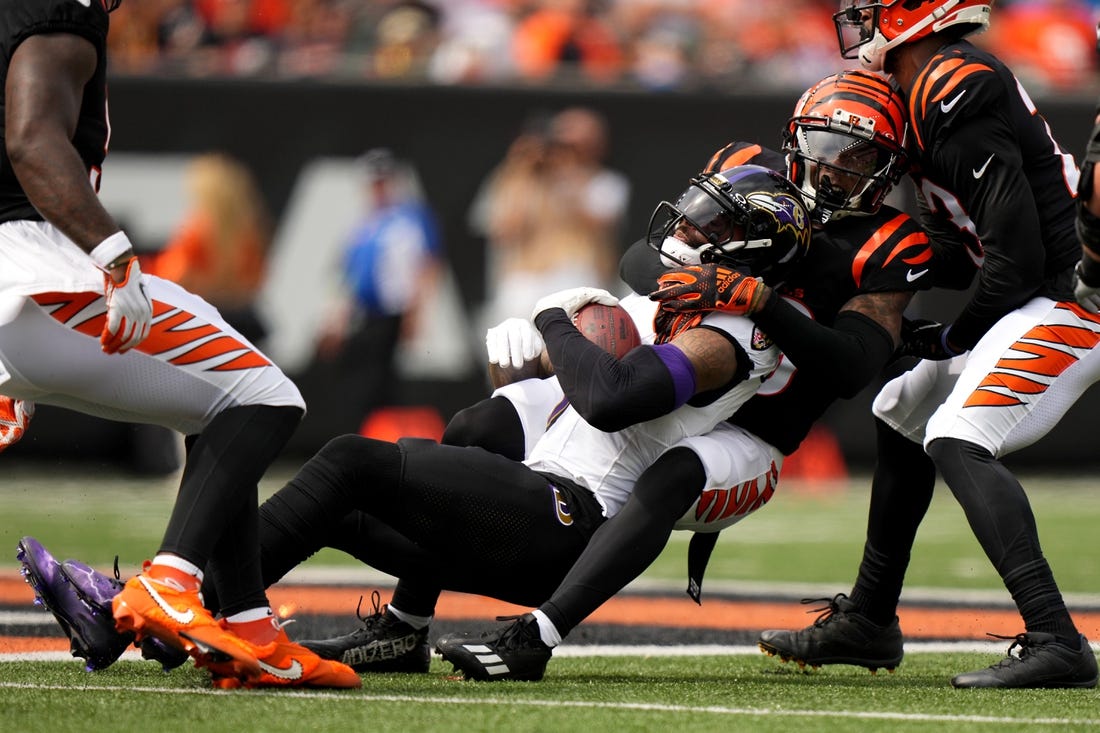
[316,433,402,486]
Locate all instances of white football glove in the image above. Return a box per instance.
[531,286,618,322]
[486,317,545,368]
[1074,262,1100,313]
[0,396,33,452]
[101,257,153,354]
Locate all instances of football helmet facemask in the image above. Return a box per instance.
[784,69,908,225]
[834,1,992,71]
[647,165,811,284]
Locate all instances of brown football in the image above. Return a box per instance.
[573,302,642,358]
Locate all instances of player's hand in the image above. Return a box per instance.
[1074,261,1100,313]
[897,319,964,361]
[531,287,618,322]
[650,263,765,315]
[101,257,153,354]
[0,396,33,453]
[486,318,545,368]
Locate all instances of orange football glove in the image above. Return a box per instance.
[0,397,33,453]
[650,263,766,315]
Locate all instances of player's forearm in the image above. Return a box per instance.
[9,134,119,252]
[751,292,894,397]
[535,309,678,432]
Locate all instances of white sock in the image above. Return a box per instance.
[225,607,274,624]
[387,605,432,630]
[151,553,204,583]
[531,609,562,648]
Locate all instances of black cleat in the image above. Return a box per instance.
[758,594,903,673]
[297,591,430,673]
[435,613,552,681]
[951,632,1098,689]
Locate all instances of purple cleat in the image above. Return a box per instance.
[60,558,189,672]
[16,536,133,671]
[15,536,189,672]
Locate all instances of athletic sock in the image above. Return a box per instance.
[531,609,562,648]
[146,558,202,592]
[225,608,279,645]
[387,605,431,631]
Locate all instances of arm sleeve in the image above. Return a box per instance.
[751,292,895,398]
[931,118,1047,349]
[534,309,696,432]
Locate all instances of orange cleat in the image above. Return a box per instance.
[111,567,263,678]
[207,625,362,690]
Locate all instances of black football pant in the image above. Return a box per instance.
[162,403,303,616]
[249,434,605,609]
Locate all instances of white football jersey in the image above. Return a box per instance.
[524,294,778,518]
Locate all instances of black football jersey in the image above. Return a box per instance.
[727,208,932,454]
[619,141,934,456]
[905,40,1080,349]
[0,0,110,223]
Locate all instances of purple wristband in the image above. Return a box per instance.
[652,343,697,408]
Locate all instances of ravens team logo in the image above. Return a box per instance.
[745,191,810,251]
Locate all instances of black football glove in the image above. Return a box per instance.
[650,263,765,315]
[897,319,965,361]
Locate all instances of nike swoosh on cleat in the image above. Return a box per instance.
[137,576,195,625]
[258,658,304,680]
[972,154,994,179]
[906,269,929,282]
[940,90,965,113]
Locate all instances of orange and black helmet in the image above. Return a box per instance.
[783,69,909,225]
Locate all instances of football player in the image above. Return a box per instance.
[757,0,1100,689]
[4,0,357,689]
[426,69,940,682]
[26,165,811,680]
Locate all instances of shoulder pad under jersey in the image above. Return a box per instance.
[830,207,934,292]
[909,42,1004,155]
[704,142,785,174]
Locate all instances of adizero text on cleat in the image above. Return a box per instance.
[297,592,429,673]
[951,633,1098,689]
[16,536,132,671]
[435,613,551,682]
[758,594,903,672]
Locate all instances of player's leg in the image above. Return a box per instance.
[5,280,356,686]
[922,299,1100,688]
[758,416,929,672]
[302,378,566,672]
[437,424,782,681]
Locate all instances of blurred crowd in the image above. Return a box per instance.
[111,0,1100,95]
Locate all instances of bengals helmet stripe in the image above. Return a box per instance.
[784,70,908,224]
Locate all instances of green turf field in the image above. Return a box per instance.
[1,654,1098,732]
[3,464,1099,731]
[3,463,1098,593]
